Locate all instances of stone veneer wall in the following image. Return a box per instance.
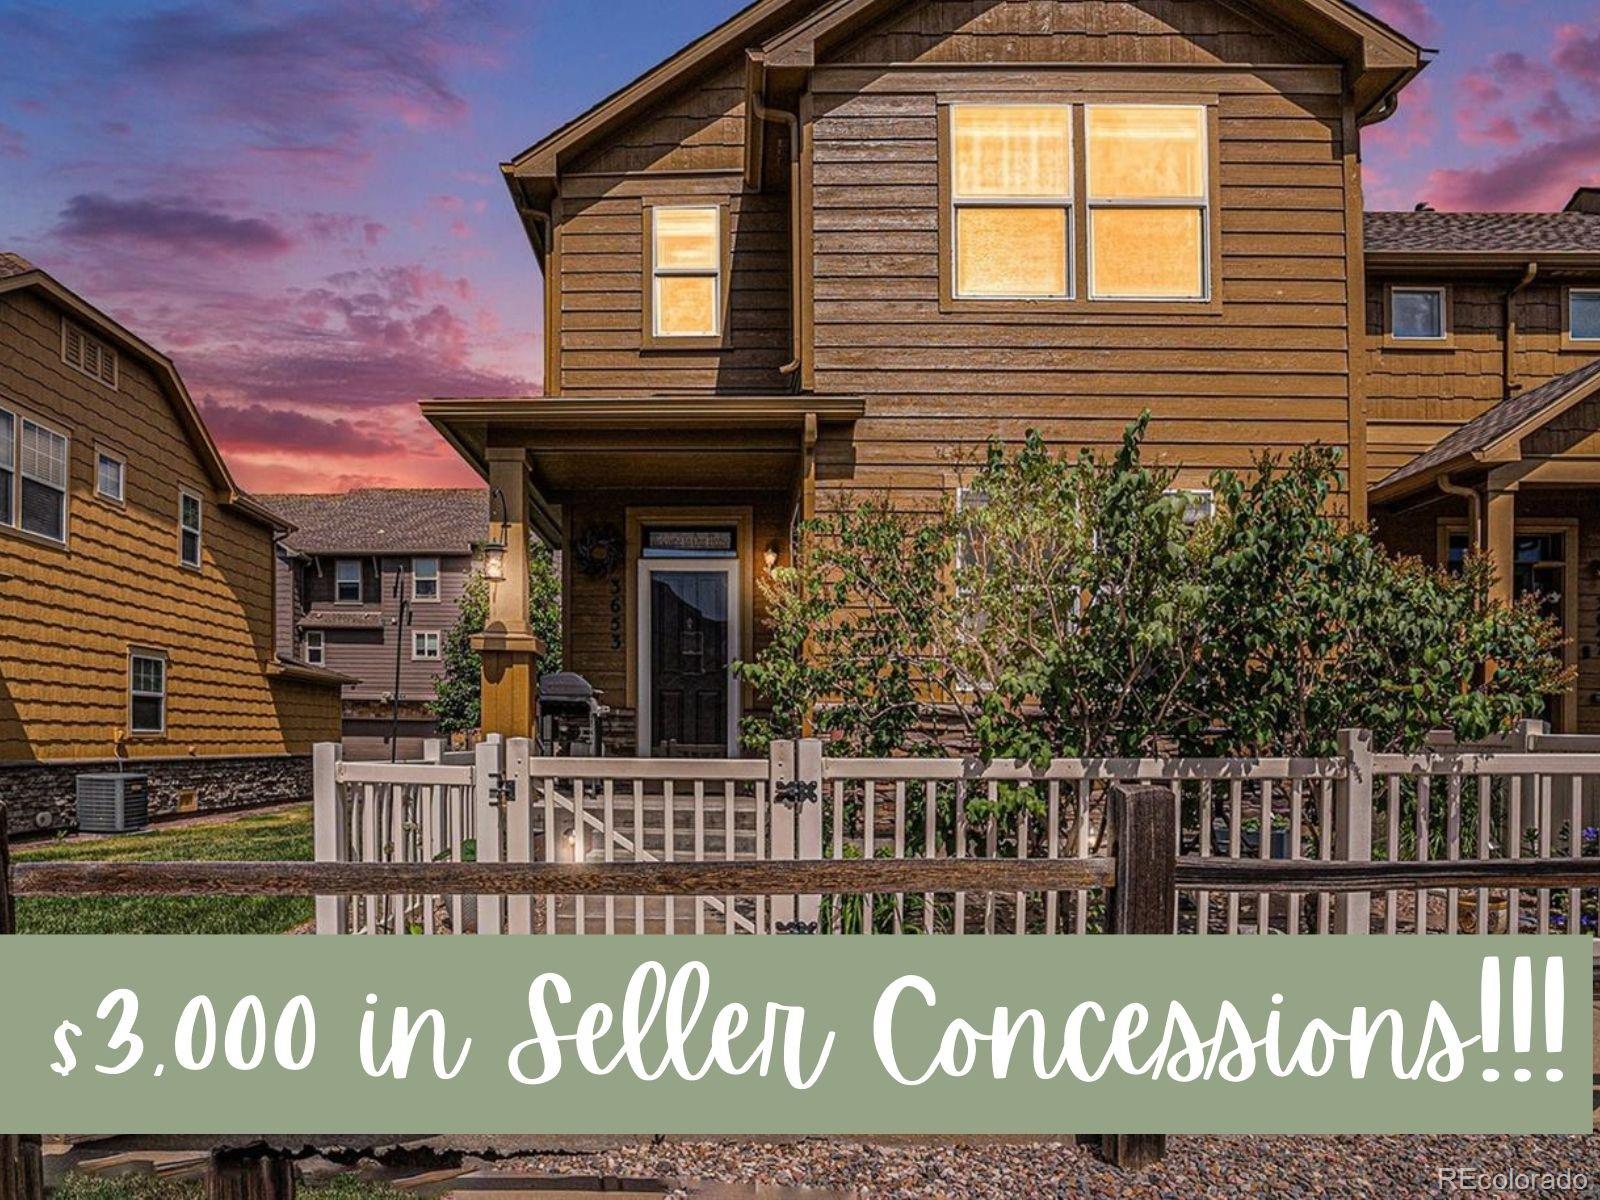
[0,754,312,837]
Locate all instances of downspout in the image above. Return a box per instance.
[1438,474,1481,551]
[1504,260,1538,396]
[750,96,802,380]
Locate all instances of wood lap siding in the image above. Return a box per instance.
[0,290,336,761]
[1367,281,1600,480]
[810,63,1353,498]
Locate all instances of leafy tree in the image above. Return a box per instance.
[432,540,562,737]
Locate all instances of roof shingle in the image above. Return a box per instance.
[259,488,487,555]
[1366,210,1600,254]
[0,251,37,279]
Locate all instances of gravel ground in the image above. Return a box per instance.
[492,1135,1600,1198]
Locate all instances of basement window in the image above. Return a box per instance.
[62,319,118,388]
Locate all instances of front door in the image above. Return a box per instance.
[639,562,738,757]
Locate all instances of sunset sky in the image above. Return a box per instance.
[2,0,1598,493]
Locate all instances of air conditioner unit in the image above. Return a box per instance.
[75,773,150,834]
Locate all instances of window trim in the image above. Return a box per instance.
[1564,286,1600,347]
[641,203,731,350]
[178,487,203,570]
[411,629,442,661]
[304,630,325,667]
[937,96,1222,317]
[947,102,1075,302]
[1166,486,1216,524]
[128,648,168,737]
[334,558,364,605]
[61,317,119,390]
[0,404,13,531]
[95,448,126,505]
[17,413,70,546]
[411,556,441,602]
[1386,284,1453,347]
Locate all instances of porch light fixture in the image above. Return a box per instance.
[764,541,780,572]
[482,487,510,582]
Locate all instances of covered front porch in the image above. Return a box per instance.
[422,394,862,755]
[1371,361,1600,733]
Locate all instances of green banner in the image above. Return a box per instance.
[0,936,1589,1135]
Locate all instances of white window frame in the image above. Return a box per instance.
[335,559,363,605]
[95,449,125,503]
[412,556,441,602]
[61,318,119,389]
[304,630,325,667]
[129,650,167,736]
[18,415,69,544]
[1390,285,1449,342]
[650,205,723,339]
[1569,287,1600,342]
[0,406,13,529]
[412,630,442,661]
[949,102,1075,302]
[1085,103,1211,303]
[178,488,203,569]
[1166,487,1216,524]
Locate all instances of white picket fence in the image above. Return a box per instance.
[313,724,1600,938]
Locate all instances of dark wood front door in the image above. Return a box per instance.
[649,570,730,757]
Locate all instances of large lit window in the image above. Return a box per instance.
[950,105,1072,298]
[1391,286,1447,341]
[1086,105,1209,300]
[130,652,166,735]
[650,206,721,338]
[20,417,68,542]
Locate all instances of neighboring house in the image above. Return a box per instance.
[423,0,1425,756]
[0,253,346,833]
[1364,195,1600,732]
[259,489,485,760]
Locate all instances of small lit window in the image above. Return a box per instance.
[304,630,325,666]
[62,319,119,388]
[179,490,202,568]
[96,452,125,502]
[950,105,1073,299]
[335,559,362,604]
[1392,287,1447,341]
[1570,289,1600,341]
[412,557,440,601]
[0,409,12,528]
[412,630,441,661]
[1086,105,1209,300]
[650,206,721,338]
[130,652,166,734]
[20,418,68,542]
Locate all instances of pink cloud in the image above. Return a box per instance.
[1424,128,1600,210]
[1553,24,1600,94]
[1364,0,1439,43]
[0,122,24,159]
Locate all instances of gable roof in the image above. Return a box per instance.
[0,253,283,531]
[1366,210,1600,257]
[259,488,487,556]
[1371,358,1600,504]
[504,0,1423,210]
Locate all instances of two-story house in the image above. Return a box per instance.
[261,489,485,759]
[423,0,1425,755]
[0,254,346,832]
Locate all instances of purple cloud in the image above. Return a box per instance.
[1425,127,1600,210]
[198,401,408,458]
[0,122,25,159]
[1553,24,1600,94]
[56,193,293,258]
[1365,0,1439,43]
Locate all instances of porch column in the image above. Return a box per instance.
[1481,473,1517,608]
[473,446,544,740]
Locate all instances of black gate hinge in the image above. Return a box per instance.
[774,779,819,808]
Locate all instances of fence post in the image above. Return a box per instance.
[1102,783,1174,1172]
[421,738,443,764]
[475,735,506,936]
[768,740,796,933]
[1333,728,1373,935]
[795,739,824,933]
[312,743,346,936]
[1514,719,1549,863]
[0,805,43,1200]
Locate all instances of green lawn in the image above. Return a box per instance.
[14,806,314,935]
[56,1168,408,1200]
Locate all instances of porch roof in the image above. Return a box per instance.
[421,394,864,521]
[1370,358,1600,506]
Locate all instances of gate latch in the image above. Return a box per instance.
[775,920,819,935]
[487,776,517,808]
[774,779,819,808]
